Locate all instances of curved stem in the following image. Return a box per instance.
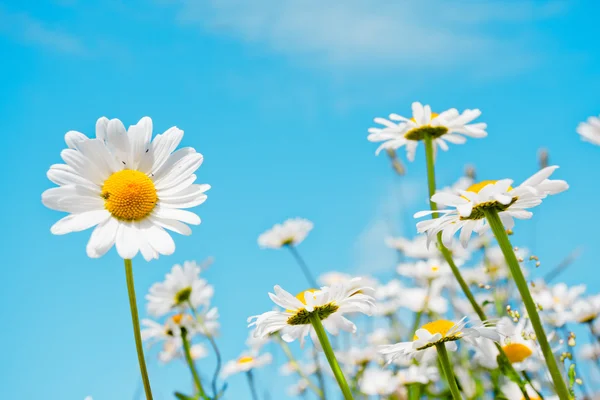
[275,336,323,397]
[436,343,462,400]
[422,134,531,400]
[246,370,259,400]
[181,328,208,399]
[308,313,354,400]
[124,259,154,400]
[484,209,570,400]
[187,300,222,398]
[287,245,318,288]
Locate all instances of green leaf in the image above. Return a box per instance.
[174,392,195,400]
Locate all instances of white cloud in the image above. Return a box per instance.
[352,178,426,274]
[0,6,85,54]
[169,0,566,72]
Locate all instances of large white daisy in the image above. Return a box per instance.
[415,166,568,247]
[248,278,375,347]
[368,102,487,161]
[577,114,600,146]
[42,116,209,261]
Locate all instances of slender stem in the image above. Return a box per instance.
[124,259,154,400]
[522,371,545,400]
[410,280,432,337]
[436,343,462,400]
[287,245,318,288]
[484,209,570,400]
[308,313,354,400]
[181,328,208,399]
[421,135,531,400]
[246,370,259,400]
[275,336,324,397]
[562,326,590,399]
[187,300,222,398]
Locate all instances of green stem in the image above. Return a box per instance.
[275,336,324,397]
[484,209,570,400]
[181,328,208,399]
[287,245,319,288]
[435,343,462,400]
[522,371,545,400]
[408,384,421,400]
[422,134,531,400]
[124,259,154,400]
[188,300,222,398]
[246,370,259,400]
[308,313,354,400]
[410,280,432,337]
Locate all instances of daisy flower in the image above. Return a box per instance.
[368,102,487,161]
[141,314,208,363]
[257,218,313,249]
[533,282,586,327]
[359,368,400,396]
[248,278,375,347]
[501,381,552,400]
[571,295,600,324]
[386,234,472,261]
[146,261,214,317]
[380,317,500,362]
[221,352,273,379]
[579,343,600,362]
[397,258,453,282]
[42,116,209,261]
[415,166,568,247]
[577,114,600,146]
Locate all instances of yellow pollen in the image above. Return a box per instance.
[410,112,439,122]
[431,265,439,272]
[414,319,456,340]
[102,170,157,221]
[287,289,318,313]
[172,314,184,325]
[502,343,533,363]
[238,356,254,364]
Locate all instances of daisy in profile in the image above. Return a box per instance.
[42,116,209,261]
[248,278,375,346]
[571,295,600,324]
[146,261,214,317]
[577,114,600,145]
[221,352,273,378]
[141,314,208,363]
[368,102,487,160]
[415,166,568,247]
[258,218,313,249]
[380,317,500,362]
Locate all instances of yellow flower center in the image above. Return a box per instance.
[431,265,439,272]
[502,343,533,363]
[172,314,184,325]
[286,288,339,326]
[404,112,448,141]
[409,112,440,123]
[238,356,254,364]
[295,289,318,306]
[414,319,456,340]
[101,170,157,221]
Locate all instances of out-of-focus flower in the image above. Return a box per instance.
[42,116,209,261]
[533,283,586,327]
[221,352,272,378]
[577,114,600,146]
[248,279,375,347]
[359,368,400,396]
[258,218,313,249]
[571,295,600,323]
[368,102,487,161]
[146,261,214,317]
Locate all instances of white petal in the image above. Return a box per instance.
[51,210,111,235]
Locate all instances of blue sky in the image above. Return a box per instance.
[2,0,600,399]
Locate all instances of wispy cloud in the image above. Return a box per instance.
[0,6,85,54]
[168,0,566,73]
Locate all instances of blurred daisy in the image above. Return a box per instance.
[359,368,400,396]
[577,114,600,146]
[570,295,600,324]
[386,234,470,261]
[380,317,500,362]
[579,343,600,362]
[368,102,487,160]
[415,166,568,247]
[42,116,209,261]
[248,278,375,347]
[146,261,214,317]
[397,258,453,282]
[257,218,313,249]
[401,285,449,315]
[221,352,272,378]
[533,282,586,327]
[398,365,437,385]
[501,381,551,400]
[141,314,208,363]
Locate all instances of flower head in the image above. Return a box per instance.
[359,368,400,396]
[248,278,375,347]
[577,114,600,146]
[415,166,568,247]
[258,218,313,249]
[368,102,487,161]
[380,317,500,362]
[42,117,209,261]
[221,352,273,378]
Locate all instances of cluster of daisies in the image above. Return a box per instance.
[41,109,600,400]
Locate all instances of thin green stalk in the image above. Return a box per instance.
[188,300,222,398]
[435,343,462,400]
[410,280,432,337]
[422,134,531,400]
[287,245,319,288]
[275,336,324,397]
[246,370,259,400]
[181,327,209,399]
[522,371,545,400]
[408,384,421,400]
[308,313,353,400]
[484,209,570,400]
[124,259,154,400]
